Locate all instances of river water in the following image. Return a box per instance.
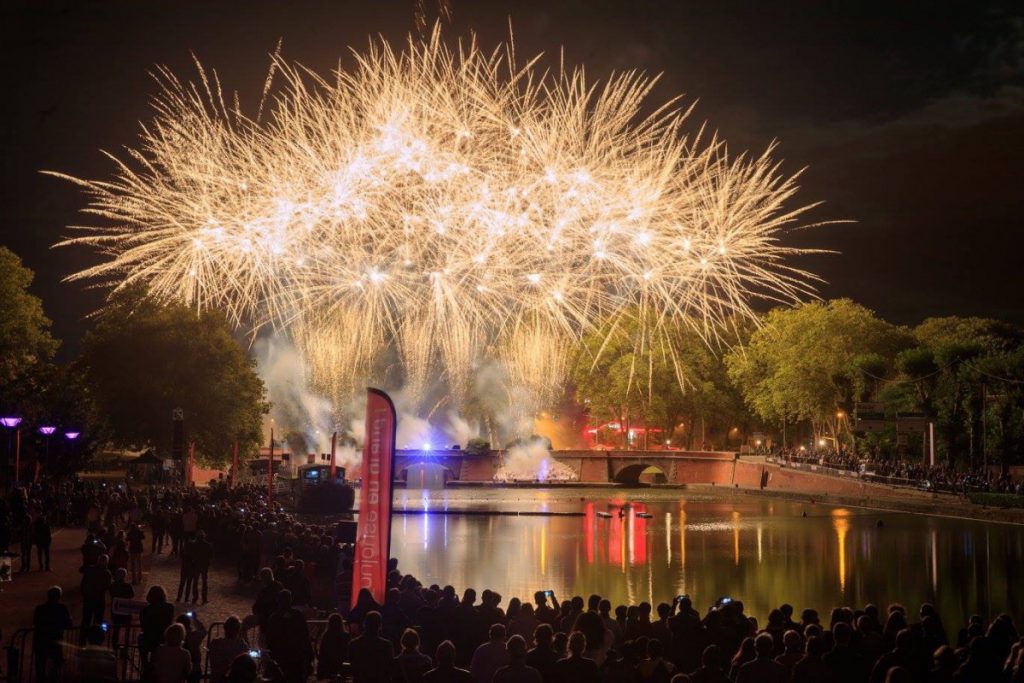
[387,487,1024,629]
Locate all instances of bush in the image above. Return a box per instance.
[968,492,1024,509]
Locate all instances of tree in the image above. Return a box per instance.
[79,291,269,467]
[726,299,913,446]
[572,311,751,449]
[901,316,1022,465]
[0,247,58,384]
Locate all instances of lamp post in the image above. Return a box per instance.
[1,416,22,485]
[39,426,56,466]
[64,430,80,467]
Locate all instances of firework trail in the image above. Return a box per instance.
[54,27,825,412]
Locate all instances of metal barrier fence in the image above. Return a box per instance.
[1,616,349,682]
[764,456,990,495]
[3,624,144,683]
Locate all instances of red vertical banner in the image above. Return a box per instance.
[230,441,238,488]
[329,431,338,481]
[351,388,397,606]
[187,441,196,487]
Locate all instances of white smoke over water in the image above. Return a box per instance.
[494,439,578,482]
[255,337,559,480]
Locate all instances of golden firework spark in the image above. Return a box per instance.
[54,27,824,408]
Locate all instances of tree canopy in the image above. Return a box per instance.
[79,291,268,466]
[0,247,58,384]
[726,299,913,433]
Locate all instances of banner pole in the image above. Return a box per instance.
[231,440,238,488]
[330,431,338,481]
[268,428,275,507]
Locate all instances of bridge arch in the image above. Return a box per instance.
[613,463,669,485]
[400,461,457,489]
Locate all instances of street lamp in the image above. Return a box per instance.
[64,431,80,440]
[2,417,22,485]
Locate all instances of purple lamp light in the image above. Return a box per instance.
[39,426,57,436]
[64,431,81,440]
[0,416,22,428]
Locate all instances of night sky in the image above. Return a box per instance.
[3,0,1022,357]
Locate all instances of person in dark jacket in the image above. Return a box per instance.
[315,612,350,681]
[127,523,145,585]
[735,633,787,683]
[349,611,394,683]
[108,568,135,649]
[176,536,197,603]
[140,585,175,668]
[80,554,112,629]
[265,590,313,683]
[553,632,599,683]
[525,624,558,682]
[423,640,472,683]
[33,514,52,572]
[191,531,213,603]
[33,586,73,683]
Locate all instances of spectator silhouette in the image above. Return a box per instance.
[735,633,787,683]
[32,586,73,683]
[208,616,250,683]
[265,589,313,683]
[349,611,394,682]
[150,622,192,683]
[525,623,558,682]
[471,623,510,683]
[494,634,542,683]
[394,627,434,683]
[140,585,176,668]
[315,612,350,681]
[424,640,472,683]
[553,631,599,683]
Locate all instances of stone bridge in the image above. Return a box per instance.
[392,449,741,485]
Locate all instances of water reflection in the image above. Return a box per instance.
[389,488,1024,628]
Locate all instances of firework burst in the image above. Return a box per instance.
[54,27,824,410]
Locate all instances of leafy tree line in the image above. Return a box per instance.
[574,299,1024,467]
[0,246,268,471]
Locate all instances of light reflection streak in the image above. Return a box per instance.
[832,508,850,593]
[732,511,741,566]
